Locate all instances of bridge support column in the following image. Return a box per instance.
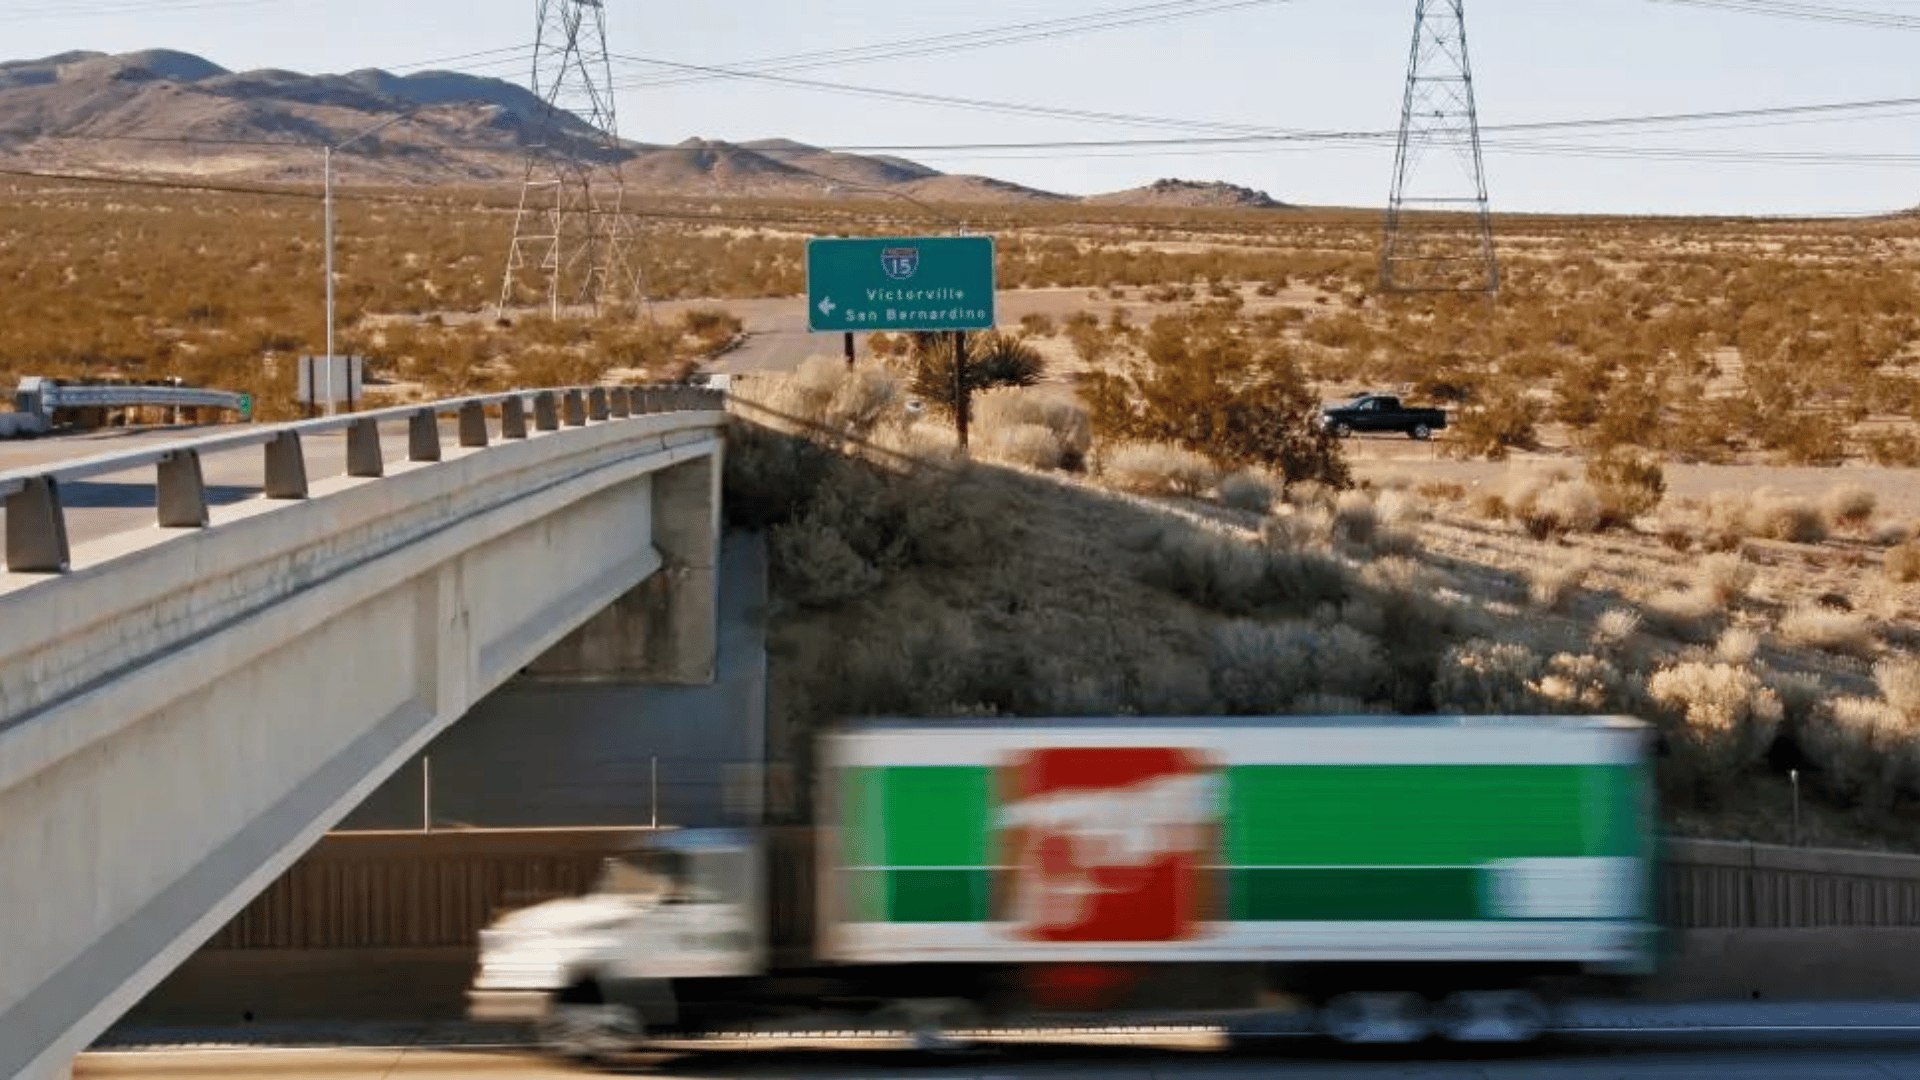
[522,450,722,685]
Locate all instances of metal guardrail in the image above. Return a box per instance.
[0,383,724,575]
[25,382,250,416]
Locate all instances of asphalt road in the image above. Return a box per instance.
[73,1028,1920,1079]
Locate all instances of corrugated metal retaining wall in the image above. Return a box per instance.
[199,831,1920,951]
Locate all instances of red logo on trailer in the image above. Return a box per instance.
[995,747,1219,942]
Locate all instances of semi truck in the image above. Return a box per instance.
[468,715,1659,1061]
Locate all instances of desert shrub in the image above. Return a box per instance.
[1432,639,1545,713]
[1523,479,1603,538]
[1448,391,1541,461]
[1879,658,1920,717]
[1641,587,1722,644]
[1528,553,1592,611]
[1694,552,1756,606]
[1101,442,1219,497]
[1017,312,1056,337]
[1745,489,1828,544]
[1800,696,1920,809]
[1777,603,1876,658]
[1218,469,1281,514]
[1715,626,1762,666]
[1823,483,1878,531]
[1079,310,1349,486]
[1585,447,1666,527]
[1210,619,1391,712]
[974,389,1091,471]
[1531,653,1634,714]
[1889,539,1920,583]
[1592,607,1643,652]
[769,513,883,608]
[1329,490,1379,548]
[1863,430,1920,467]
[1646,660,1784,794]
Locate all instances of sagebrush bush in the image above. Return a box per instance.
[1593,607,1643,652]
[1432,639,1546,713]
[974,390,1092,468]
[1218,469,1281,514]
[1887,539,1920,583]
[1745,489,1828,544]
[1209,619,1390,713]
[1800,696,1919,809]
[1101,442,1220,497]
[1525,479,1604,538]
[1646,660,1784,792]
[1694,552,1756,606]
[1528,553,1592,611]
[1874,657,1920,717]
[1823,483,1878,531]
[1777,603,1876,658]
[1641,587,1723,644]
[1585,447,1666,527]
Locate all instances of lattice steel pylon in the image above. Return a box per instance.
[497,0,644,318]
[1380,0,1499,294]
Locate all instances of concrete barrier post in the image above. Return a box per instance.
[533,393,560,432]
[563,390,587,427]
[264,431,309,499]
[609,387,632,418]
[458,403,489,448]
[588,388,609,422]
[346,418,384,477]
[501,397,529,440]
[408,409,441,463]
[155,450,209,529]
[4,475,70,573]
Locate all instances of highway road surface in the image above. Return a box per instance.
[73,1027,1920,1079]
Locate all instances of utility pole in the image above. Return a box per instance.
[1380,0,1499,295]
[498,0,644,319]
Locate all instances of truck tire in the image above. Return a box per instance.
[1433,990,1547,1044]
[1332,421,1352,438]
[1319,992,1431,1044]
[1410,423,1432,441]
[539,982,642,1066]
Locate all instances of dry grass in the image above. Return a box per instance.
[1777,603,1877,658]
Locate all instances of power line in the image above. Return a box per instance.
[1648,0,1920,31]
[614,0,1303,91]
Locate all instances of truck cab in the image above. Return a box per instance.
[468,828,765,1051]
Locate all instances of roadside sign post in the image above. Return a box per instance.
[805,235,995,448]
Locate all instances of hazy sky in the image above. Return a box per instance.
[7,0,1920,216]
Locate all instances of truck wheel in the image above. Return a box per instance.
[1410,423,1432,441]
[1332,421,1352,438]
[537,1002,642,1066]
[1433,990,1547,1043]
[1319,992,1431,1044]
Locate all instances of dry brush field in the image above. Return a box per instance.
[6,174,1920,847]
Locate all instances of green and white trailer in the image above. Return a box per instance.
[468,715,1660,1059]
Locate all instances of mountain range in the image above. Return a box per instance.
[0,49,1291,208]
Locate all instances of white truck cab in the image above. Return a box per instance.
[468,828,765,1036]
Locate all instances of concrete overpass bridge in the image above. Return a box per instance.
[0,385,728,1080]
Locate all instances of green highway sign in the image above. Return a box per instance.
[805,235,996,333]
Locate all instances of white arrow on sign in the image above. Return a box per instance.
[817,296,837,317]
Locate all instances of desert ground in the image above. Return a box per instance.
[4,176,1919,848]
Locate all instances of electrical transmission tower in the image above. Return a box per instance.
[1380,0,1499,294]
[497,0,644,318]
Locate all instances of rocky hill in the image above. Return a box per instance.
[0,49,1290,207]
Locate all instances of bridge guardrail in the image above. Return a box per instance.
[0,383,724,575]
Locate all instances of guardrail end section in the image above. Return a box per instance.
[156,449,210,529]
[459,401,489,448]
[5,475,71,573]
[409,408,442,462]
[265,430,309,499]
[347,417,385,477]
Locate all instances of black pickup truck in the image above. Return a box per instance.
[1319,393,1448,440]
